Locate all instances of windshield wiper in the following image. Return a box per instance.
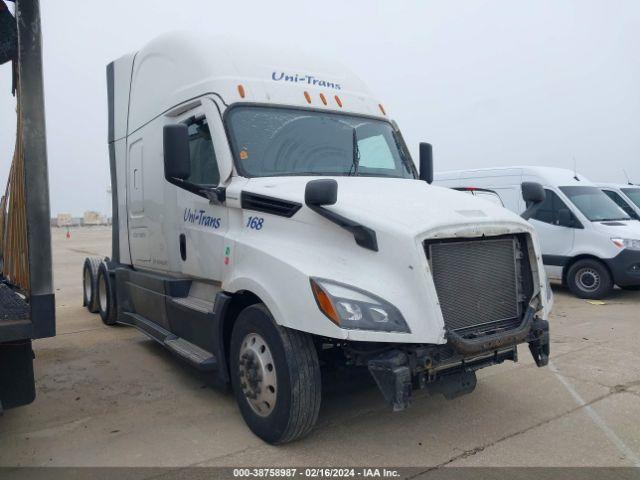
[349,128,360,176]
[391,129,415,177]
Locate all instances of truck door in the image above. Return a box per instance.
[528,188,576,277]
[172,110,229,282]
[127,138,151,263]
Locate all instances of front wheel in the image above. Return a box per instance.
[566,259,613,299]
[229,304,321,444]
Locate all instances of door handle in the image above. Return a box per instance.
[179,234,187,261]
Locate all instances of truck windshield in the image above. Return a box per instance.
[559,186,631,222]
[621,188,640,209]
[226,106,416,178]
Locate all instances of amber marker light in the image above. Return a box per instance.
[334,95,343,107]
[304,91,312,104]
[237,85,245,98]
[319,93,327,105]
[310,279,340,325]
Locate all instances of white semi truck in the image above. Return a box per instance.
[82,32,552,444]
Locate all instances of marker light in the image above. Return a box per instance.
[319,93,328,105]
[378,104,386,115]
[237,85,245,98]
[334,95,343,108]
[310,279,339,325]
[304,91,312,104]
[310,278,410,333]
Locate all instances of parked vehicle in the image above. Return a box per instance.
[597,183,640,221]
[435,167,640,299]
[83,33,552,444]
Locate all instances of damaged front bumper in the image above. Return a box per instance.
[367,308,550,411]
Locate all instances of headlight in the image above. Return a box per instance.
[611,238,640,251]
[309,278,410,333]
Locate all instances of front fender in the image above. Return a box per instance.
[222,217,446,344]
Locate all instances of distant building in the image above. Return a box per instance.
[53,212,106,227]
[82,211,104,226]
[56,213,72,227]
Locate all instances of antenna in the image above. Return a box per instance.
[573,157,579,181]
[623,169,632,185]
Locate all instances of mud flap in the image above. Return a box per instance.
[368,351,412,411]
[0,340,36,411]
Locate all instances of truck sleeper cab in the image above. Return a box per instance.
[435,167,640,299]
[82,33,551,444]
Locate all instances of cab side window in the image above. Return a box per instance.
[603,190,639,220]
[186,119,219,186]
[531,189,576,227]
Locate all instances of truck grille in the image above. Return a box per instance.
[426,235,528,334]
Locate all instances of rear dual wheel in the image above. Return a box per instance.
[96,262,117,326]
[82,257,102,312]
[229,304,321,444]
[83,257,116,325]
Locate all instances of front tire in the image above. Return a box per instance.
[229,304,321,444]
[566,259,613,299]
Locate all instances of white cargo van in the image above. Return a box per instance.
[598,183,640,221]
[436,167,640,299]
[82,33,552,444]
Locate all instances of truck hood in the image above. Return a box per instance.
[241,176,533,237]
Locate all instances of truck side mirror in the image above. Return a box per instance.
[521,182,545,220]
[419,143,433,184]
[305,179,338,206]
[163,124,191,180]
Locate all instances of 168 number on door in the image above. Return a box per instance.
[246,216,264,230]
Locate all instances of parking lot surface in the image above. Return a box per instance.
[0,227,638,468]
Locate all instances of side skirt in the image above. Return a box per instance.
[120,312,217,371]
[111,266,230,378]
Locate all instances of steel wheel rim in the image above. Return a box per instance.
[83,268,92,303]
[238,333,277,417]
[576,267,600,292]
[98,274,107,312]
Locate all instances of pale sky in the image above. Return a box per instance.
[1,0,639,216]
